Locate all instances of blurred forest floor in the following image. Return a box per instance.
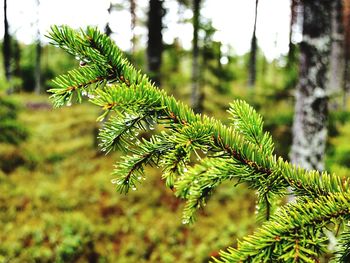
[0,93,260,262]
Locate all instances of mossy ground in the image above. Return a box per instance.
[0,94,257,262]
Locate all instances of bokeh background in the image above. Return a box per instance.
[1,0,350,262]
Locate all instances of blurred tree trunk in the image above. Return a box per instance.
[287,0,299,68]
[343,0,350,106]
[34,0,41,94]
[147,0,164,87]
[105,3,112,37]
[328,0,344,106]
[248,0,258,88]
[130,0,136,56]
[3,0,11,82]
[34,40,42,94]
[191,0,202,113]
[290,0,332,171]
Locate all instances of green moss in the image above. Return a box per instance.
[0,94,256,262]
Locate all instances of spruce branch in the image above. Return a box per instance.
[228,100,274,155]
[49,65,108,107]
[111,134,175,193]
[333,226,350,263]
[98,113,145,154]
[215,192,350,262]
[48,26,350,262]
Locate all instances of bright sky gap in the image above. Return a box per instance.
[0,0,291,60]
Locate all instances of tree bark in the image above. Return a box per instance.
[130,0,136,56]
[328,0,344,105]
[3,0,11,82]
[343,0,350,107]
[287,0,299,68]
[191,0,202,113]
[290,0,332,171]
[248,0,258,88]
[147,0,163,87]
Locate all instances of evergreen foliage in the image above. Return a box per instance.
[48,26,350,262]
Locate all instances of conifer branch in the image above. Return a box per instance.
[48,26,350,262]
[215,192,350,262]
[228,100,274,155]
[334,226,350,262]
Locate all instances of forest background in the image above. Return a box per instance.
[1,0,350,262]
